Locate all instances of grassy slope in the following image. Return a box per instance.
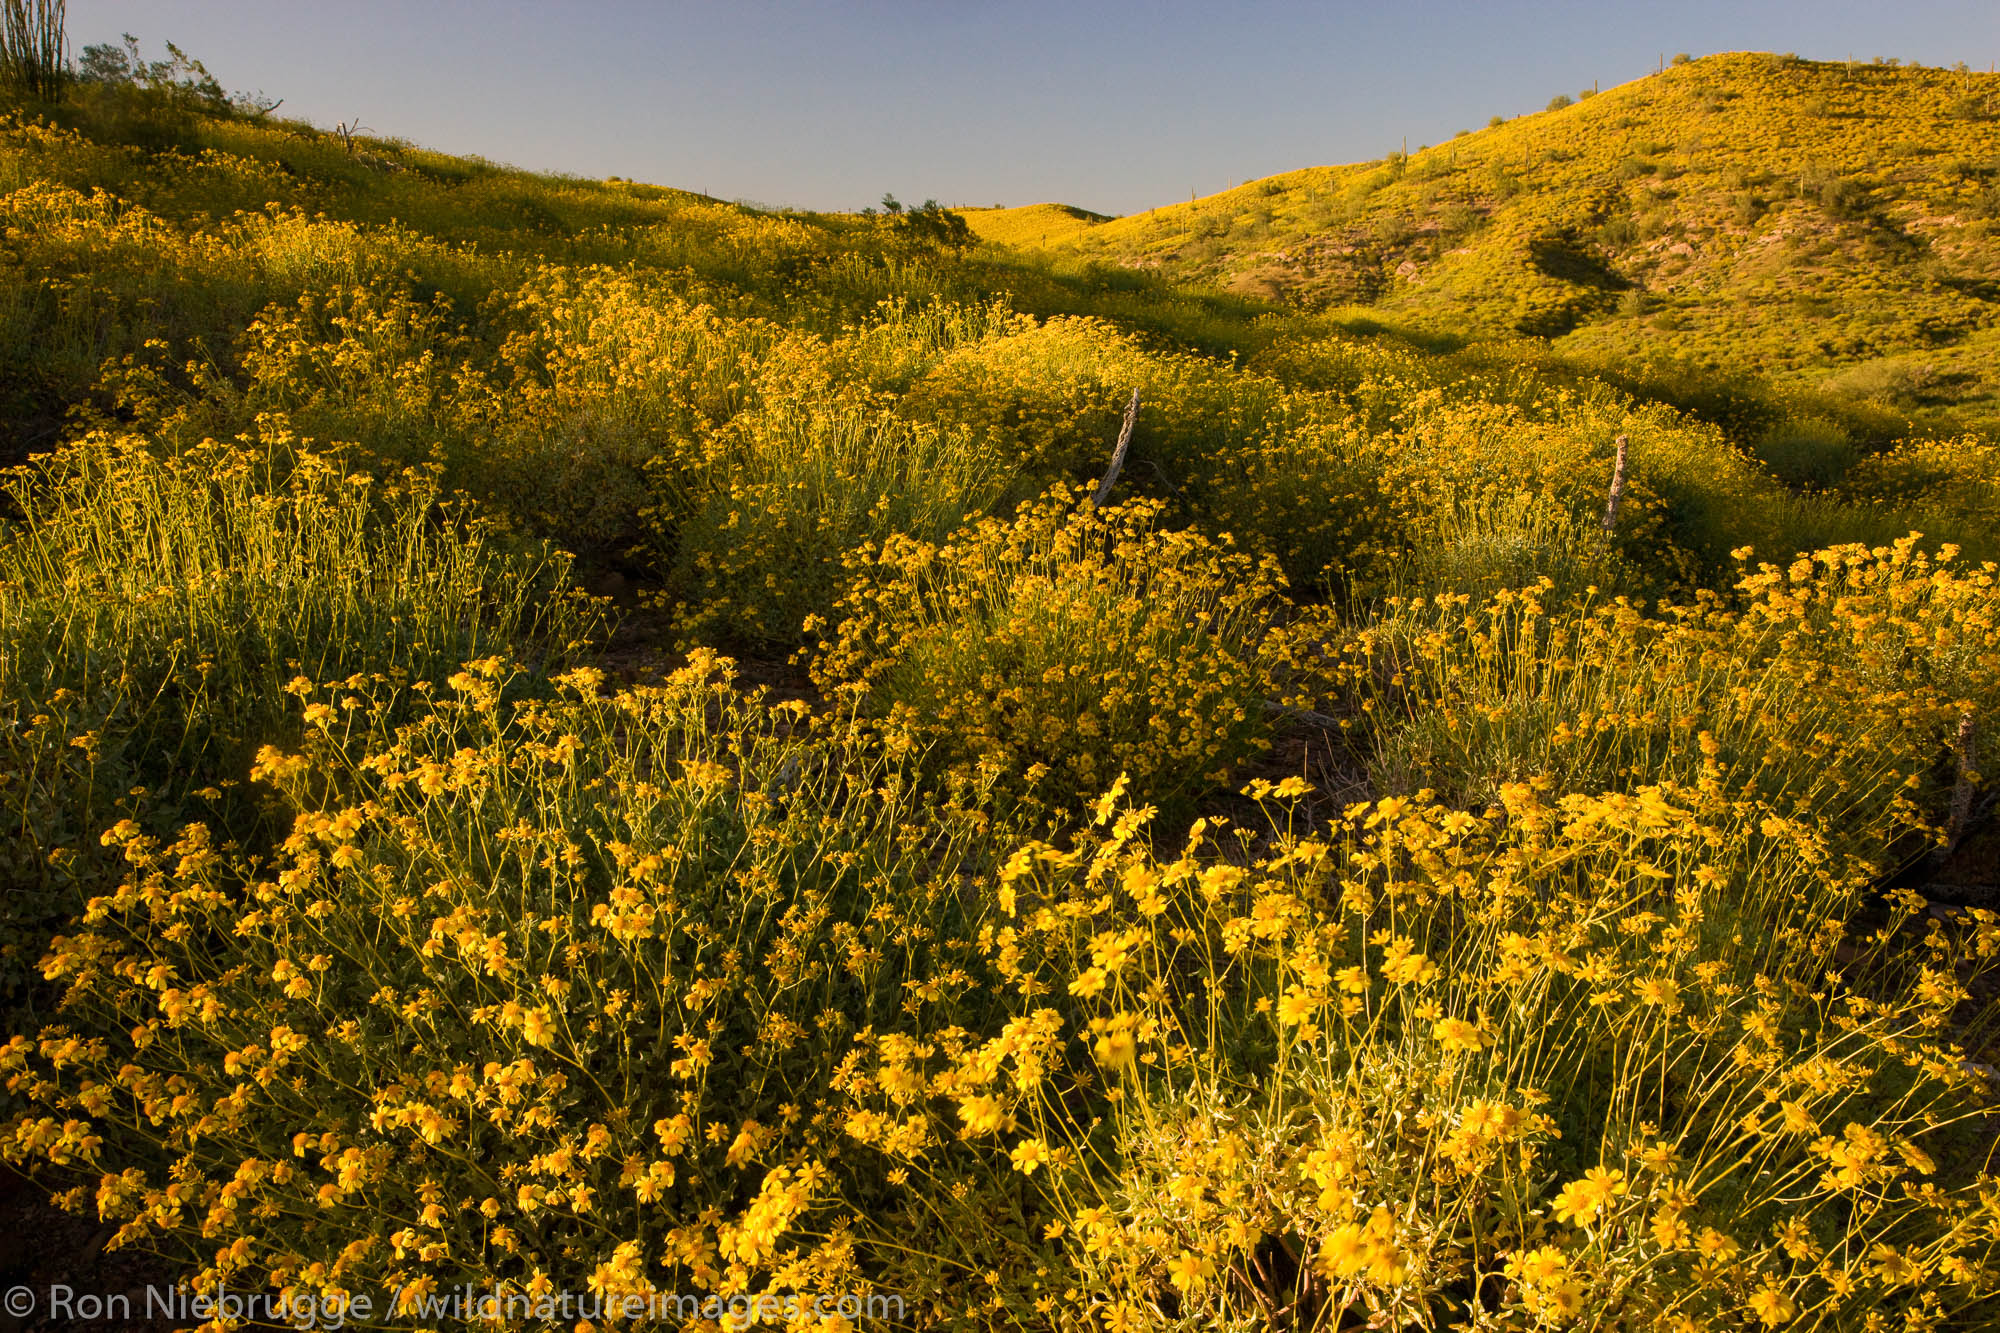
[958,201,1114,249]
[981,54,2000,428]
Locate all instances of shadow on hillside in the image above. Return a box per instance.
[1527,234,1633,292]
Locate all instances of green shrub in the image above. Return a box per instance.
[1392,487,1623,603]
[658,402,1022,649]
[1750,415,1856,488]
[0,433,594,1005]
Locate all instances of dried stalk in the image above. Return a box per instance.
[1600,434,1629,537]
[334,117,371,157]
[1948,709,1978,852]
[1091,388,1141,507]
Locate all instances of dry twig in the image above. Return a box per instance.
[1092,388,1141,507]
[1600,433,1629,537]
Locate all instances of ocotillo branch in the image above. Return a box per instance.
[1092,388,1141,507]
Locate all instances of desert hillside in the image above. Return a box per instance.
[969,53,2000,426]
[3,29,1998,1332]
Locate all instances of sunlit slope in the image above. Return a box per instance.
[1034,54,2000,421]
[957,202,1113,249]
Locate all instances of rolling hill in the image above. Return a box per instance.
[965,53,2000,425]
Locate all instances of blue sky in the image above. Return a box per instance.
[64,1,2000,215]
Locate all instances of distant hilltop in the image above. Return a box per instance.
[962,53,2000,422]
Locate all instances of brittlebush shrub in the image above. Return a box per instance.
[1180,409,1405,595]
[894,317,1155,483]
[812,491,1282,816]
[4,656,1031,1324]
[84,270,807,558]
[823,296,1035,396]
[1336,539,1998,820]
[1391,487,1625,602]
[0,434,591,1006]
[929,780,2000,1329]
[1843,437,2000,556]
[658,403,1022,649]
[486,269,810,552]
[892,316,1290,488]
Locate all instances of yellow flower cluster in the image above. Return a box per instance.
[7,656,989,1320]
[931,762,2000,1327]
[812,486,1285,816]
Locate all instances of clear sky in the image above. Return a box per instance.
[63,1,2000,216]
